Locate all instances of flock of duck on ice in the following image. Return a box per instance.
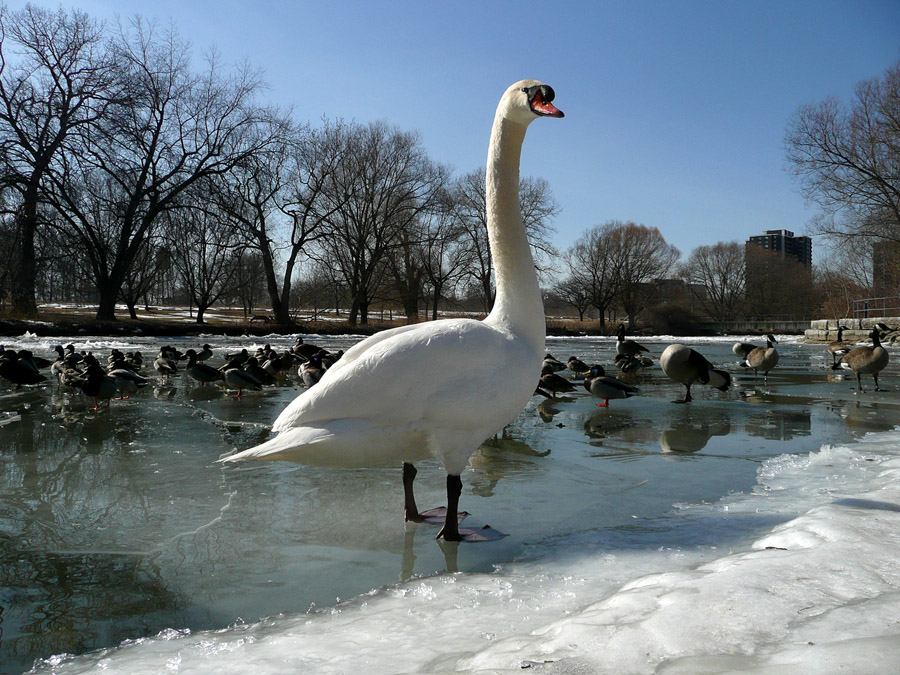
[0,80,894,542]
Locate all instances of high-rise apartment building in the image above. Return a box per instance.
[746,229,812,267]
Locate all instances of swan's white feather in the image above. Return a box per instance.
[226,319,540,474]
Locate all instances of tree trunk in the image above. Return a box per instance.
[196,305,207,324]
[96,287,118,321]
[125,300,138,320]
[10,205,39,318]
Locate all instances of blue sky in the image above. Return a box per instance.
[10,1,900,261]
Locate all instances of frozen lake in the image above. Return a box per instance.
[2,332,900,673]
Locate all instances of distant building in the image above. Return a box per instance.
[746,229,812,267]
[872,240,900,293]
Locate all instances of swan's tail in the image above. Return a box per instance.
[218,426,334,463]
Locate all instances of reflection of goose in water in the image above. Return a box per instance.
[468,433,550,498]
[744,409,811,441]
[659,419,731,453]
[221,80,564,542]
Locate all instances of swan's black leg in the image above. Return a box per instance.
[436,474,463,541]
[403,462,425,523]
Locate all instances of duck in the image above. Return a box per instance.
[74,363,118,409]
[196,344,214,363]
[184,349,225,384]
[107,363,149,398]
[744,333,779,382]
[0,350,48,389]
[299,352,325,387]
[244,357,276,386]
[826,326,851,369]
[616,324,650,357]
[583,365,639,407]
[220,80,564,542]
[535,369,575,398]
[566,356,590,376]
[660,344,732,403]
[222,361,263,398]
[613,353,644,374]
[542,354,567,373]
[840,327,891,392]
[154,349,178,378]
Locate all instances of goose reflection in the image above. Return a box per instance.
[659,418,731,454]
[744,409,811,441]
[468,432,549,497]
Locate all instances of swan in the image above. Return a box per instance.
[220,80,564,542]
[840,327,892,392]
[660,344,732,403]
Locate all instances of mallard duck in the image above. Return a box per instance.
[583,364,639,407]
[184,349,225,384]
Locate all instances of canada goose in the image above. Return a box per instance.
[616,324,650,357]
[184,349,225,384]
[220,80,564,542]
[732,342,757,360]
[660,344,732,403]
[827,326,851,369]
[583,364,639,407]
[840,327,891,392]
[745,334,779,382]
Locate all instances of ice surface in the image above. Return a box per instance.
[25,429,900,674]
[5,333,900,674]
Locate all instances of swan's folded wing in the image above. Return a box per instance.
[272,319,534,434]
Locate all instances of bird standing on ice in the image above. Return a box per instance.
[221,81,564,541]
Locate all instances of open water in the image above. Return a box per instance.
[2,332,900,673]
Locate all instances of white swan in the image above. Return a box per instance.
[220,80,564,541]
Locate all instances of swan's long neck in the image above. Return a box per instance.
[484,115,545,351]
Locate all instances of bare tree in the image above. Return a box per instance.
[563,222,623,328]
[0,4,118,316]
[46,17,273,321]
[316,120,448,325]
[451,168,559,312]
[418,197,474,320]
[744,245,816,317]
[785,59,900,245]
[119,237,171,318]
[679,242,746,322]
[218,119,349,324]
[167,201,243,324]
[553,275,592,321]
[607,222,680,326]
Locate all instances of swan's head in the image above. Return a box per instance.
[501,80,564,125]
